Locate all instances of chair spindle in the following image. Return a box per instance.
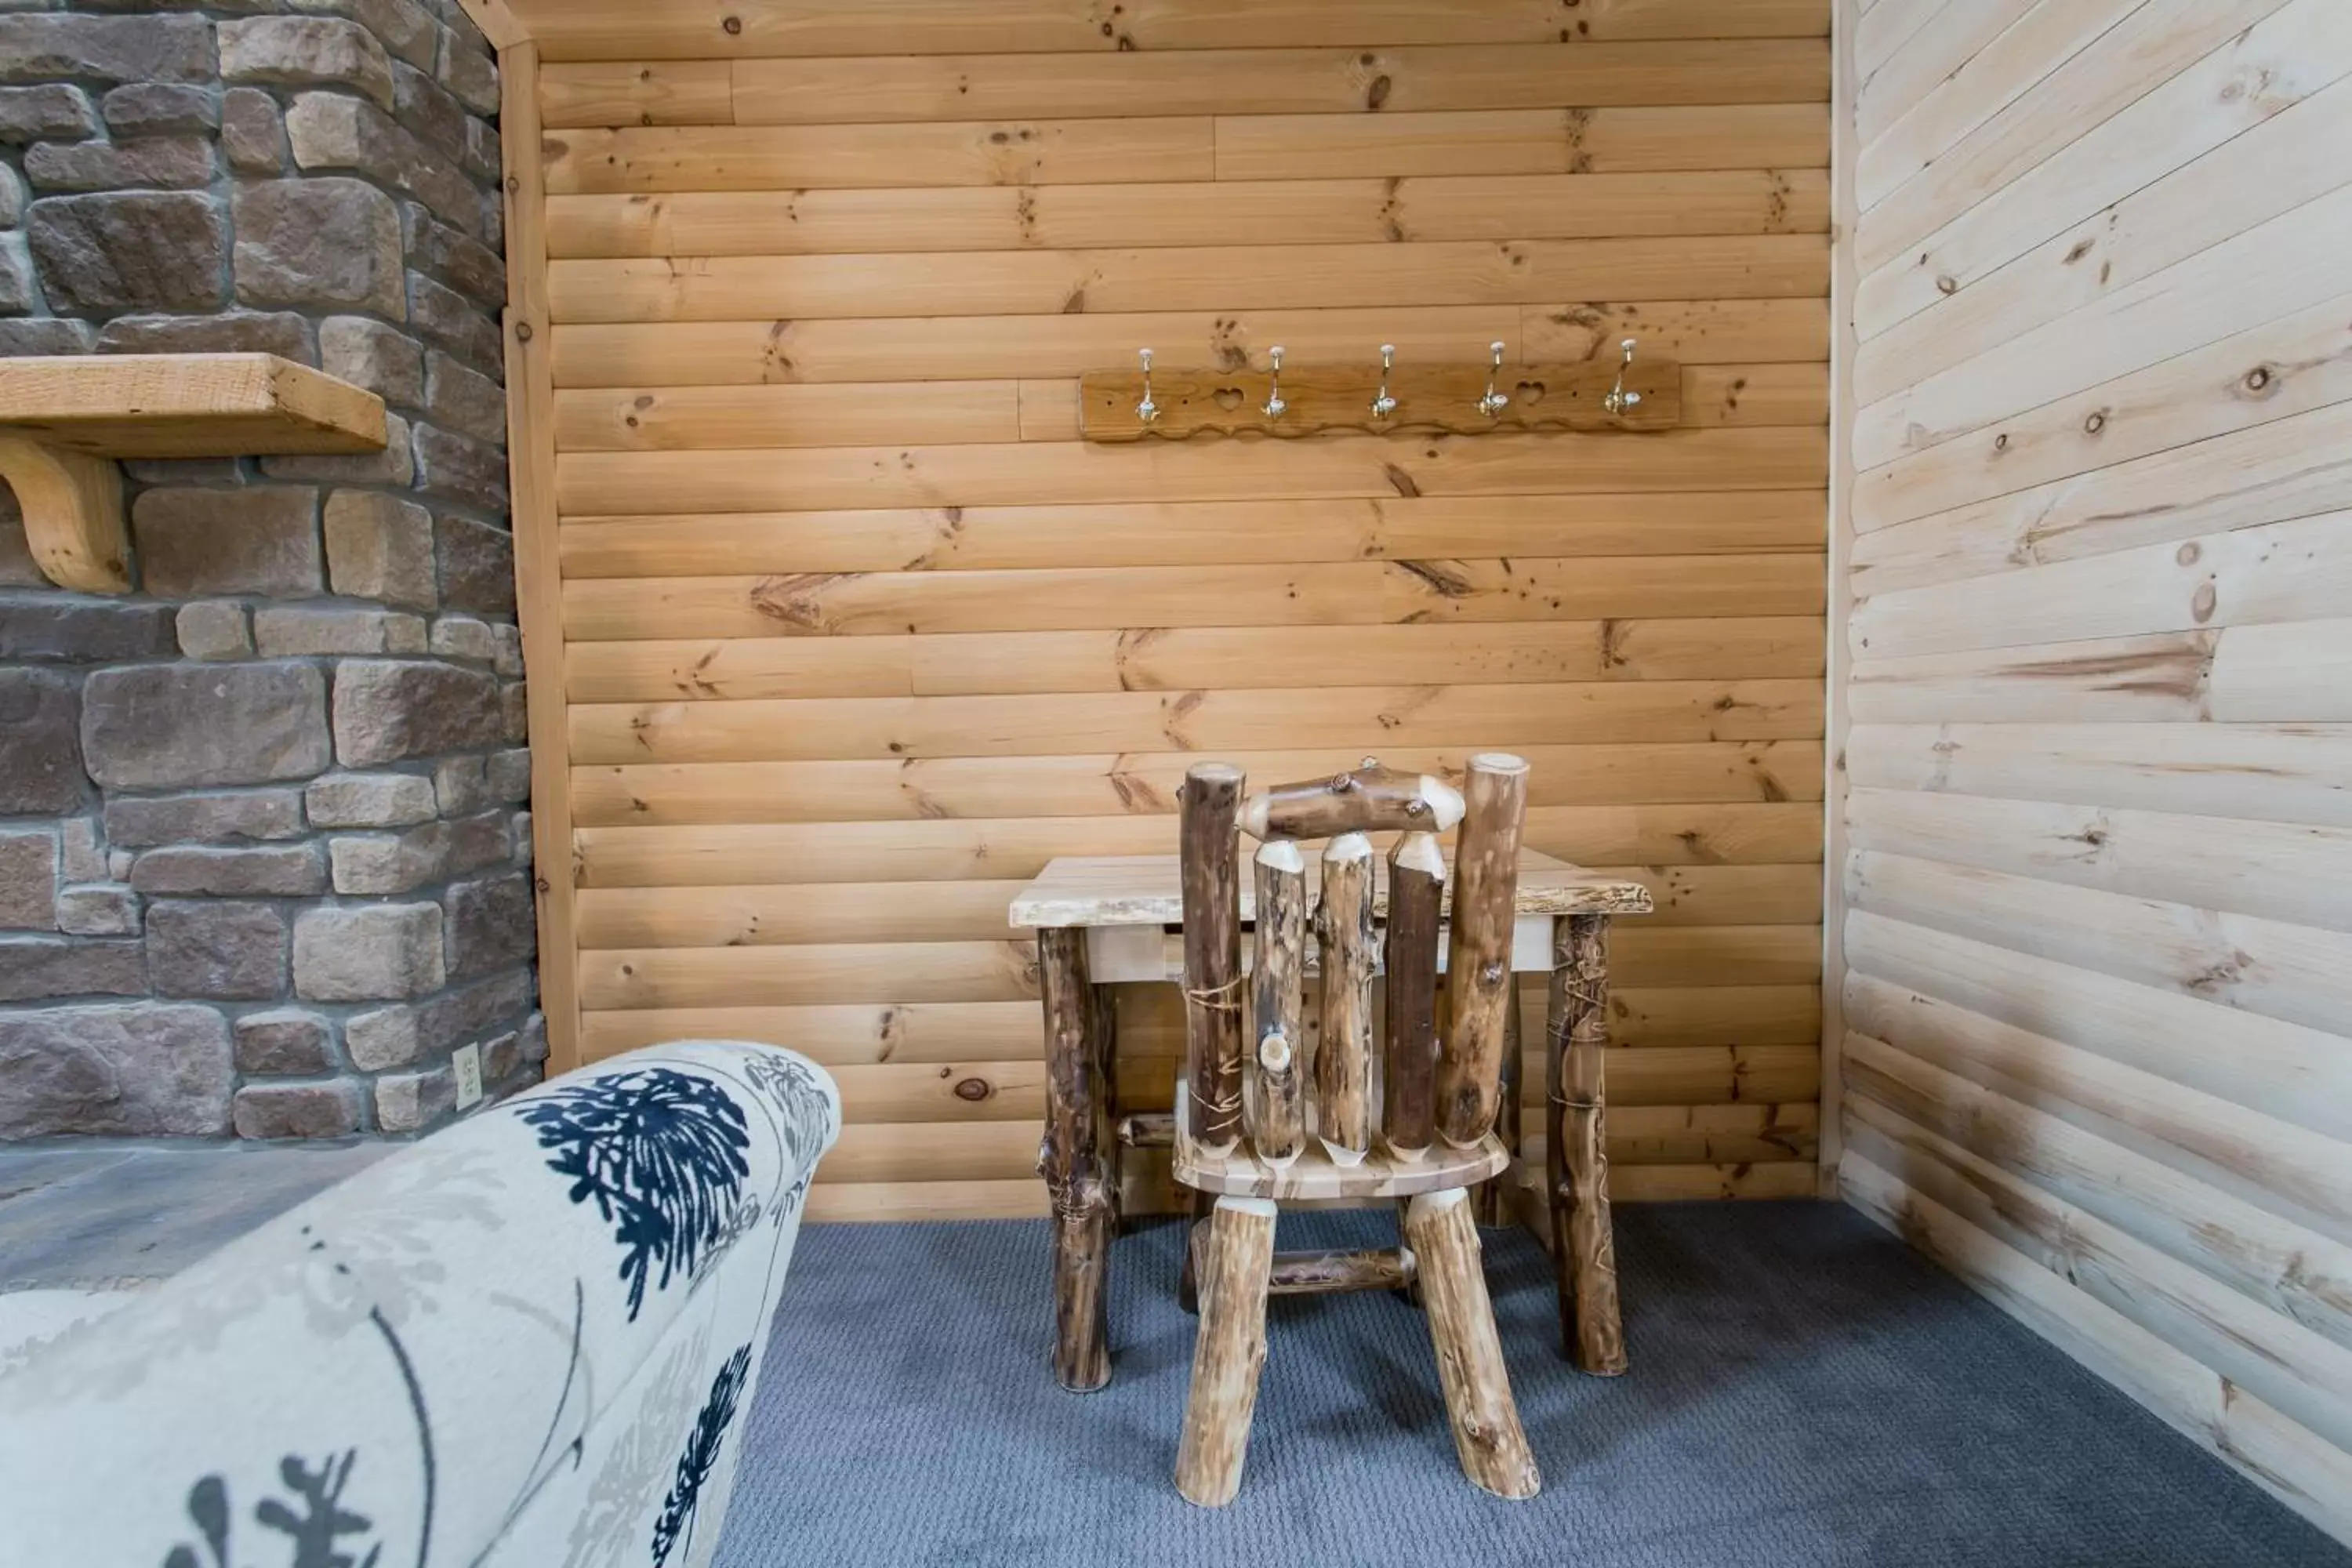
[1381,828,1445,1161]
[1315,830,1377,1164]
[1247,838,1307,1164]
[1437,753,1529,1149]
[1181,762,1246,1156]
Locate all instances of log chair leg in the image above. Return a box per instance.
[1175,1196,1278,1508]
[1040,927,1112,1392]
[1548,913,1628,1375]
[1472,983,1524,1228]
[1405,1187,1541,1501]
[1392,1198,1424,1309]
[1177,1189,1212,1314]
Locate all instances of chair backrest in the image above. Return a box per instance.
[1178,754,1529,1167]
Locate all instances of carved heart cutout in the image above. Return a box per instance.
[1514,380,1548,405]
[1212,386,1244,411]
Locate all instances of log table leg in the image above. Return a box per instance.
[1471,985,1523,1228]
[1092,979,1121,1234]
[1547,913,1628,1374]
[1039,927,1112,1392]
[1406,1188,1541,1500]
[1175,1195,1277,1508]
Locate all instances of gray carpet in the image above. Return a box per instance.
[715,1202,2350,1567]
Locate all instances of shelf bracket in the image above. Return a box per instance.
[0,433,129,594]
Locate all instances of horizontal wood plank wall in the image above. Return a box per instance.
[529,0,1832,1223]
[1835,0,2352,1541]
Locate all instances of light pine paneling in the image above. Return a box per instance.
[550,299,1830,384]
[720,42,1830,123]
[545,173,1831,258]
[531,9,1831,1221]
[508,0,1831,63]
[1835,0,2352,1541]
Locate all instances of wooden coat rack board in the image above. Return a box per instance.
[1078,354,1681,442]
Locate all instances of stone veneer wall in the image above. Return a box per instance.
[0,0,542,1139]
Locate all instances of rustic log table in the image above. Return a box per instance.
[1010,848,1653,1392]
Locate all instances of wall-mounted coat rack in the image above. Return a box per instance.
[1079,340,1681,443]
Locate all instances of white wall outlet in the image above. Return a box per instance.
[452,1043,485,1109]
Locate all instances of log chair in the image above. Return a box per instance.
[1171,754,1543,1506]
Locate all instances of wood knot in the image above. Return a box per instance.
[2244,365,2273,393]
[1258,1032,1291,1073]
[2082,410,2105,434]
[514,321,533,342]
[953,1076,992,1102]
[721,13,742,33]
[1934,274,1958,296]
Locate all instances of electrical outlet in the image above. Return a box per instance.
[452,1042,484,1109]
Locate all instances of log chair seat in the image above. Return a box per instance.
[1171,1097,1511,1200]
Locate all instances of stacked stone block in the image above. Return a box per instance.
[0,0,540,1141]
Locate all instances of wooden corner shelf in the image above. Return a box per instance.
[0,353,389,594]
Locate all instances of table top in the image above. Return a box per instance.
[1009,848,1653,929]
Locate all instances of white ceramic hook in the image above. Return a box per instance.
[1262,345,1287,419]
[1478,340,1509,419]
[1370,343,1398,419]
[1136,347,1159,424]
[1602,337,1642,417]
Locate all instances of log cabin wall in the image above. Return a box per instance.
[510,0,1835,1223]
[1829,0,2352,1538]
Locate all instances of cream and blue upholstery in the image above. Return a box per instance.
[0,1040,840,1568]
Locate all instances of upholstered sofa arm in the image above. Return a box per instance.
[0,1041,840,1568]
